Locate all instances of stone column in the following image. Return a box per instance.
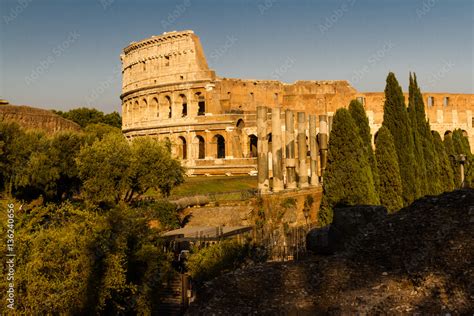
[319,115,328,177]
[272,108,284,192]
[297,112,308,188]
[309,115,319,186]
[257,106,269,193]
[285,110,297,189]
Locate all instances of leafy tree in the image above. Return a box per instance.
[0,201,173,315]
[348,99,380,192]
[382,72,419,205]
[53,107,122,129]
[15,131,85,201]
[432,131,455,192]
[77,134,185,207]
[319,108,379,226]
[375,126,403,213]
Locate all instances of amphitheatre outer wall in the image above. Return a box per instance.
[120,30,474,176]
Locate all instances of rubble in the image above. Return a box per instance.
[186,189,474,314]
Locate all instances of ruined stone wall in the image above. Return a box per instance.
[121,30,474,175]
[0,105,81,133]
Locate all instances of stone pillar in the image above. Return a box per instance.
[257,106,269,193]
[297,112,308,188]
[319,115,328,177]
[309,115,319,186]
[272,108,284,192]
[285,110,297,189]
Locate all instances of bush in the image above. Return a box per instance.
[186,240,264,285]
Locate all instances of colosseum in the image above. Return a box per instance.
[120,30,473,176]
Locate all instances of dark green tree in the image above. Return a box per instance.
[407,74,428,195]
[382,72,419,205]
[432,131,455,191]
[53,107,122,129]
[375,126,403,213]
[348,99,380,193]
[409,73,443,195]
[444,133,462,187]
[452,129,473,187]
[319,108,379,226]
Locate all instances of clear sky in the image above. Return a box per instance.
[0,0,472,113]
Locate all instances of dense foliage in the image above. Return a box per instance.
[375,126,403,213]
[349,100,380,190]
[319,108,379,226]
[53,107,122,129]
[0,119,187,314]
[382,72,419,205]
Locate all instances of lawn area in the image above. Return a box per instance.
[170,175,257,198]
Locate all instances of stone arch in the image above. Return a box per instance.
[195,135,205,159]
[249,134,258,158]
[177,136,187,159]
[180,94,188,117]
[444,130,452,138]
[462,130,468,137]
[150,97,159,118]
[195,92,205,116]
[236,119,245,129]
[164,95,172,118]
[212,134,226,159]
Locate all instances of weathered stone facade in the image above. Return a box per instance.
[0,104,81,133]
[121,30,474,176]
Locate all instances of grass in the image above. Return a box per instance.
[170,176,257,198]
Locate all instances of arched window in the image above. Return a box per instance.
[236,119,245,130]
[196,93,205,116]
[150,97,159,117]
[195,135,205,159]
[165,96,172,118]
[213,134,225,159]
[180,94,187,117]
[249,134,258,158]
[178,136,187,159]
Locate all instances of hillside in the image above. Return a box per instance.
[187,189,474,314]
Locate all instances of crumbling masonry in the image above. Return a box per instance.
[121,30,474,178]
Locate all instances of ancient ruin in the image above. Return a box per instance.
[120,30,474,177]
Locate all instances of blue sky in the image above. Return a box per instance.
[0,0,472,113]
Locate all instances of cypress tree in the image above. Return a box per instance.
[452,129,473,187]
[375,126,403,213]
[444,133,462,188]
[348,99,380,193]
[319,108,379,226]
[432,131,455,192]
[407,74,428,196]
[382,72,419,205]
[411,73,443,195]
